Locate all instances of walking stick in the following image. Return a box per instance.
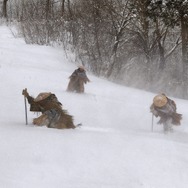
[151,113,154,132]
[23,92,28,125]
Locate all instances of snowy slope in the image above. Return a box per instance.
[0,25,188,188]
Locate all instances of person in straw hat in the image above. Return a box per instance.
[22,88,76,129]
[150,93,182,133]
[67,65,90,93]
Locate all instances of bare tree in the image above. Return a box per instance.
[105,0,132,77]
[2,0,8,18]
[61,0,65,16]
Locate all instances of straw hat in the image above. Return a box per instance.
[34,92,51,102]
[78,65,85,70]
[153,94,167,107]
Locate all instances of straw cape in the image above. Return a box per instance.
[67,66,90,93]
[22,89,75,129]
[150,94,182,126]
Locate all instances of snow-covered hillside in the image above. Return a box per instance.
[0,25,188,188]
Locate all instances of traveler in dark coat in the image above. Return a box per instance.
[150,94,182,133]
[67,66,90,93]
[22,88,75,129]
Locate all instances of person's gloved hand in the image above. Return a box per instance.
[151,109,158,117]
[22,88,29,97]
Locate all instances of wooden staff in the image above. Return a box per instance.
[151,114,154,132]
[22,89,28,125]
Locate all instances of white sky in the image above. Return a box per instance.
[0,25,188,188]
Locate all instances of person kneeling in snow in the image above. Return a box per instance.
[67,65,90,93]
[150,94,182,133]
[22,88,75,129]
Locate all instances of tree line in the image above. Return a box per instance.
[1,0,188,99]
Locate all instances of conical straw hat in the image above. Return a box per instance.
[34,92,51,102]
[78,65,85,70]
[153,94,167,107]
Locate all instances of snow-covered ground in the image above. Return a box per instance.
[0,25,188,188]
